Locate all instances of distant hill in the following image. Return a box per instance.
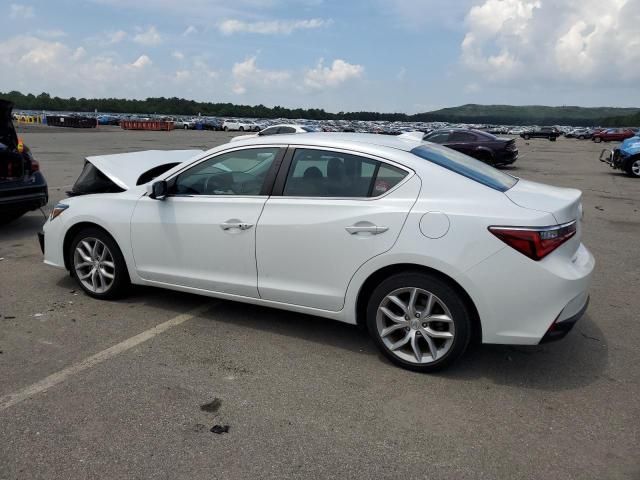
[2,91,638,127]
[419,104,640,126]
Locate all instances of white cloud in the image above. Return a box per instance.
[231,56,291,94]
[304,59,364,89]
[172,50,185,60]
[131,55,152,69]
[460,0,640,85]
[0,35,159,99]
[9,3,34,19]
[106,30,127,44]
[35,29,67,39]
[183,25,198,36]
[219,18,331,35]
[133,26,162,46]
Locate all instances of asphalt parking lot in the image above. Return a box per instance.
[1,127,639,479]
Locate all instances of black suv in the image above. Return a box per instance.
[520,127,560,141]
[0,100,48,224]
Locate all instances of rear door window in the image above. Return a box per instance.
[282,149,408,198]
[449,131,477,142]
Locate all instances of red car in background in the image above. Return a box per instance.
[592,128,635,143]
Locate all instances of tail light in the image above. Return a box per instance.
[488,221,577,261]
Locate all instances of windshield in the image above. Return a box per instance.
[411,144,518,192]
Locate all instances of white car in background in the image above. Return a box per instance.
[230,124,315,142]
[222,119,259,132]
[40,133,594,372]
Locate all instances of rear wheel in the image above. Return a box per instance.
[476,150,494,165]
[366,272,472,372]
[626,158,640,178]
[239,126,244,132]
[550,136,556,141]
[594,137,602,143]
[70,228,129,299]
[523,134,530,140]
[223,126,228,131]
[578,135,585,140]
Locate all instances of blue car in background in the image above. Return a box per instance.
[599,132,640,178]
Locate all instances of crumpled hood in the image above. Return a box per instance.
[86,149,203,190]
[619,136,640,155]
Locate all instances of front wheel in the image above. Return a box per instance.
[626,158,640,178]
[550,136,556,141]
[523,134,530,140]
[366,272,472,372]
[239,126,244,132]
[70,228,130,299]
[594,137,602,143]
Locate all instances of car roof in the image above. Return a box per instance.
[223,132,424,152]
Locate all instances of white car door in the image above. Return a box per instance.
[130,146,284,297]
[256,147,421,311]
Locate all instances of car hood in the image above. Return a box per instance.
[86,149,203,190]
[505,179,582,224]
[619,136,640,155]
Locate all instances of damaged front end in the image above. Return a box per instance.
[68,149,203,196]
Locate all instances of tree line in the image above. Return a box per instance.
[1,90,638,127]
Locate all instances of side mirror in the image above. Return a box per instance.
[149,180,168,200]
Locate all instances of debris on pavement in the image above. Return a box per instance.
[210,425,230,434]
[200,398,222,413]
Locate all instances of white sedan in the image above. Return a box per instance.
[222,119,258,132]
[230,124,315,142]
[40,133,594,372]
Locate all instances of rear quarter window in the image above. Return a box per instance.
[411,144,517,192]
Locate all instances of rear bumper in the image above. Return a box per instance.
[465,242,595,345]
[539,295,589,343]
[0,173,48,213]
[497,150,518,165]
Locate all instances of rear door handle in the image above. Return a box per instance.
[220,222,253,231]
[345,225,388,235]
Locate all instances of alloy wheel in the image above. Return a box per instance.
[632,159,640,177]
[73,237,116,294]
[376,287,455,364]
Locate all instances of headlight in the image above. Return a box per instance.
[50,203,69,220]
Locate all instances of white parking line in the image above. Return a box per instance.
[0,303,212,412]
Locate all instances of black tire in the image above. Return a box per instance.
[69,227,130,299]
[476,151,494,165]
[578,135,585,140]
[625,157,640,178]
[239,126,244,132]
[0,210,26,225]
[366,272,472,372]
[523,134,530,140]
[594,137,602,143]
[550,136,556,142]
[223,126,228,131]
[183,124,188,130]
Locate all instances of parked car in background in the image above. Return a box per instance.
[0,100,48,224]
[223,119,259,132]
[520,127,560,141]
[509,128,526,135]
[202,118,224,131]
[401,128,518,166]
[40,133,593,372]
[565,128,592,139]
[599,133,640,178]
[592,128,635,143]
[174,119,196,130]
[230,124,316,142]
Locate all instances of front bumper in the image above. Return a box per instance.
[38,230,45,254]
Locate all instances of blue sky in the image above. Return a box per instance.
[1,0,639,113]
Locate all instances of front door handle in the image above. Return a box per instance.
[345,225,388,235]
[220,222,253,231]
